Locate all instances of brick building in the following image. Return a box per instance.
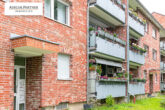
[152,12,165,93]
[0,0,164,110]
[88,0,162,102]
[0,0,87,110]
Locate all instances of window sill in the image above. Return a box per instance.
[44,16,72,28]
[57,78,73,81]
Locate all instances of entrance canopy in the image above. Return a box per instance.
[11,35,59,57]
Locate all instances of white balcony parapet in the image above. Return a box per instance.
[90,0,125,26]
[129,14,145,37]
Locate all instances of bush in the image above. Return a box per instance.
[160,100,165,108]
[106,95,114,106]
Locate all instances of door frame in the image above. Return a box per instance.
[14,65,26,110]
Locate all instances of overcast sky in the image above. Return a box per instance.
[139,0,165,15]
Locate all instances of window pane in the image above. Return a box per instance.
[44,0,51,18]
[19,103,24,110]
[54,0,58,20]
[57,2,67,24]
[58,54,70,79]
[152,29,156,38]
[20,68,25,79]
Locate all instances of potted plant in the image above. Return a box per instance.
[89,27,94,32]
[89,63,96,71]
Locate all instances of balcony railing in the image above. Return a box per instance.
[160,42,165,51]
[129,82,145,95]
[96,80,126,99]
[161,62,165,71]
[89,30,126,60]
[161,82,165,91]
[89,0,125,26]
[129,48,145,65]
[129,14,145,38]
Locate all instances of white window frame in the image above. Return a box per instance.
[143,70,147,79]
[44,0,70,25]
[144,45,149,57]
[155,74,157,83]
[152,49,157,61]
[152,28,156,38]
[57,54,72,80]
[145,22,148,33]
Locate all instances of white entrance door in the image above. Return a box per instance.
[14,66,26,110]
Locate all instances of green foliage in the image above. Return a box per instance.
[113,33,117,38]
[89,27,94,32]
[117,73,123,78]
[96,65,102,75]
[106,95,114,106]
[160,100,165,108]
[129,74,133,81]
[89,63,92,67]
[92,95,165,110]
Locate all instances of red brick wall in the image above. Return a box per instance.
[152,12,165,29]
[26,57,42,110]
[138,12,160,93]
[0,0,87,109]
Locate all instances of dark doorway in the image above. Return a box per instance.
[149,74,153,94]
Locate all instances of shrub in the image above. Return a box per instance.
[160,100,165,108]
[106,95,114,106]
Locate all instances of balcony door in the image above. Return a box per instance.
[14,66,26,110]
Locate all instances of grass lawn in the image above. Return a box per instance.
[91,95,165,110]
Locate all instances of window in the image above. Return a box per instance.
[144,45,149,57]
[152,28,156,38]
[152,49,157,61]
[58,54,70,80]
[145,22,148,33]
[143,70,147,79]
[44,0,70,25]
[155,74,157,83]
[56,103,68,110]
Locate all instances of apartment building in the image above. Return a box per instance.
[88,0,161,102]
[0,0,87,110]
[152,12,165,93]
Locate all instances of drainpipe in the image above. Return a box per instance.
[87,0,90,104]
[126,0,130,103]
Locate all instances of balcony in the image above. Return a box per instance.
[96,80,126,99]
[89,30,126,61]
[129,82,145,95]
[129,48,145,65]
[129,14,145,38]
[160,42,165,56]
[89,0,125,26]
[161,82,165,91]
[161,62,165,71]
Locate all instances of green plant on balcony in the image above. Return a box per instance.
[129,74,133,81]
[113,33,118,38]
[117,73,123,78]
[129,8,134,12]
[89,63,96,71]
[89,27,94,32]
[132,43,146,54]
[96,65,102,75]
[132,78,146,83]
